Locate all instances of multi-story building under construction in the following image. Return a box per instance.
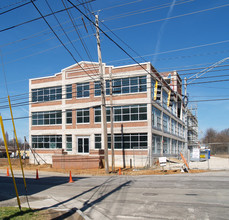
[29,61,188,168]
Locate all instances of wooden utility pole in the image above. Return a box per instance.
[109,72,115,172]
[95,15,109,174]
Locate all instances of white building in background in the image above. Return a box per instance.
[29,61,187,168]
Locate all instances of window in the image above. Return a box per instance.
[32,135,62,149]
[151,78,155,100]
[172,139,177,154]
[152,106,161,130]
[152,135,161,154]
[172,102,177,116]
[66,85,72,99]
[106,76,147,95]
[66,110,72,124]
[95,134,101,149]
[66,135,72,151]
[32,86,62,103]
[178,141,183,153]
[94,106,110,123]
[178,123,182,137]
[77,82,90,98]
[94,133,147,149]
[94,81,101,96]
[94,105,147,123]
[163,113,170,133]
[163,137,170,154]
[162,90,168,109]
[32,111,62,125]
[171,119,177,135]
[77,108,90,123]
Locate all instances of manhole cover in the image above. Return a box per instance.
[142,193,158,196]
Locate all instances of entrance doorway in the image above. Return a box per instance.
[77,137,89,154]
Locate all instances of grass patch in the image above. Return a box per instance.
[0,207,50,220]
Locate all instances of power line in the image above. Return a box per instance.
[186,73,229,81]
[66,0,156,82]
[188,78,229,85]
[189,98,229,103]
[0,0,35,16]
[103,0,194,22]
[108,39,229,64]
[61,0,100,78]
[0,0,95,33]
[109,3,229,32]
[0,0,28,10]
[30,0,96,81]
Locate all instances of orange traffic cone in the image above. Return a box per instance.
[6,167,9,177]
[118,168,121,175]
[36,169,39,180]
[69,171,74,183]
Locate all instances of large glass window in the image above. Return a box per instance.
[77,82,90,98]
[163,137,170,154]
[32,135,62,149]
[94,106,110,123]
[152,135,161,154]
[66,135,72,151]
[94,81,101,96]
[94,133,147,149]
[172,139,177,154]
[162,90,168,109]
[32,86,62,103]
[77,108,90,123]
[163,113,170,133]
[94,105,147,123]
[66,110,72,124]
[151,78,155,100]
[32,111,62,125]
[152,106,161,130]
[95,134,101,149]
[66,84,72,99]
[171,119,176,135]
[106,76,147,95]
[178,123,183,137]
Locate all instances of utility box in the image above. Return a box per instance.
[200,150,208,161]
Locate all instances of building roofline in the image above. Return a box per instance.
[29,72,61,82]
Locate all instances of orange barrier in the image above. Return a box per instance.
[118,168,121,175]
[36,169,39,180]
[69,171,74,183]
[6,167,9,176]
[180,152,189,169]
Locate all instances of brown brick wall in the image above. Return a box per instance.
[52,155,101,169]
[31,101,62,107]
[31,74,62,84]
[112,64,147,74]
[31,125,62,130]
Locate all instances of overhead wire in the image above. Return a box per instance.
[30,0,96,81]
[44,0,98,78]
[0,0,35,16]
[62,0,100,77]
[0,0,29,10]
[103,0,194,22]
[0,0,95,33]
[107,2,229,32]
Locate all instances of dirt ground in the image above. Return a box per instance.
[0,159,207,176]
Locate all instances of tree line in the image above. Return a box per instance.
[203,128,229,154]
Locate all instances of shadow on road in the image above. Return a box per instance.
[0,175,87,203]
[41,176,132,213]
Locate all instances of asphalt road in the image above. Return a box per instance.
[0,170,229,219]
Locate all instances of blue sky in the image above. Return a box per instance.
[0,0,229,141]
